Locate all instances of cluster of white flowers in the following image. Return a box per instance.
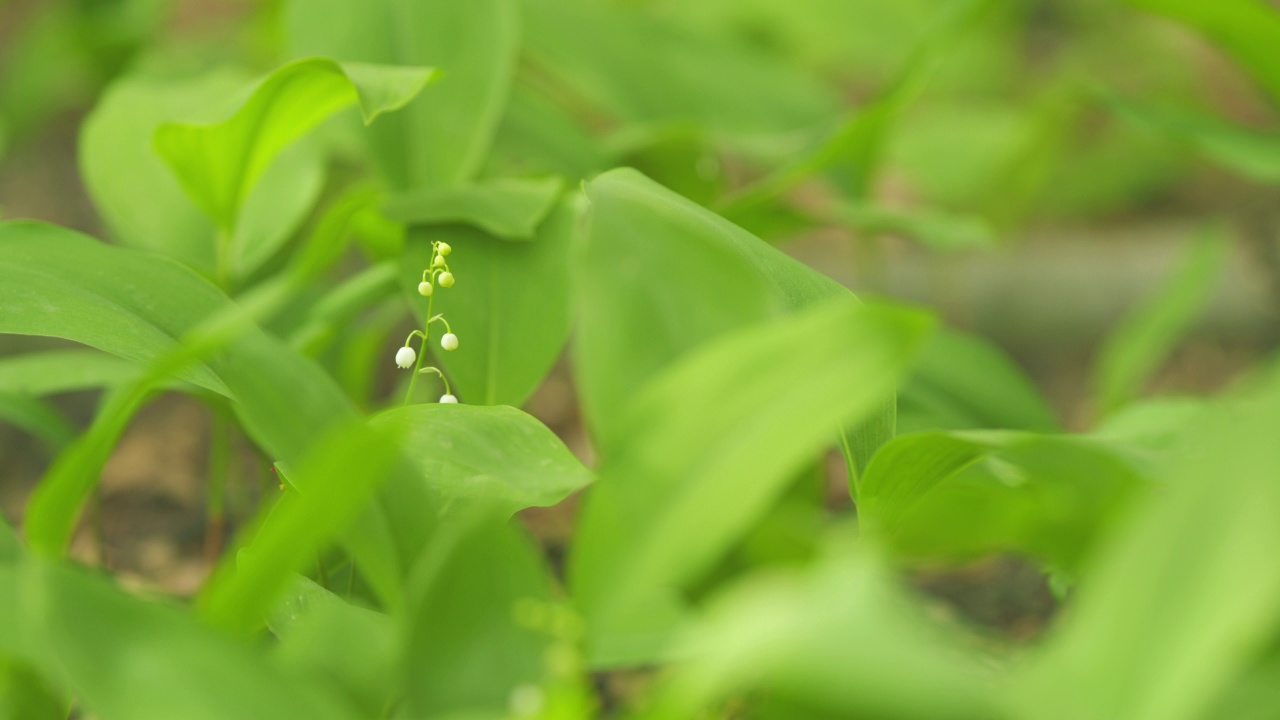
[396,241,461,404]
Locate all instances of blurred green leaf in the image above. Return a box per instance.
[404,195,579,407]
[199,422,401,634]
[154,57,435,234]
[13,556,358,720]
[1094,231,1227,416]
[286,0,519,188]
[899,328,1061,434]
[643,539,1008,720]
[0,658,63,720]
[0,516,19,564]
[81,70,324,279]
[1124,0,1280,104]
[0,222,359,552]
[0,350,139,396]
[402,509,554,718]
[577,169,894,485]
[270,576,398,716]
[860,431,1146,572]
[521,0,837,138]
[0,394,75,452]
[371,404,593,515]
[571,300,933,666]
[831,202,999,251]
[1019,368,1280,720]
[384,177,562,240]
[1105,94,1280,183]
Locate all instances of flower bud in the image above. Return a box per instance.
[440,394,458,404]
[438,271,455,288]
[418,281,433,297]
[433,255,447,269]
[441,332,459,351]
[395,346,416,369]
[437,242,452,256]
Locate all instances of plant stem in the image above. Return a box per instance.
[402,284,435,405]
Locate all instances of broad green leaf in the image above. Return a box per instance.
[199,422,401,634]
[859,431,1146,572]
[577,169,893,484]
[899,328,1061,434]
[0,222,358,552]
[288,262,400,355]
[371,404,593,515]
[0,394,74,451]
[286,0,520,188]
[570,300,933,666]
[402,510,554,718]
[488,80,608,179]
[81,70,325,279]
[154,57,436,232]
[1106,94,1280,183]
[831,202,999,252]
[403,195,579,407]
[1094,231,1227,416]
[1019,368,1280,720]
[13,556,358,720]
[0,350,138,396]
[271,576,397,716]
[384,177,562,240]
[0,658,63,720]
[642,540,1007,720]
[1124,0,1280,104]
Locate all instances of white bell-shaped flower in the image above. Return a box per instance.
[418,281,433,297]
[441,333,459,351]
[395,346,416,369]
[438,271,455,288]
[437,242,452,256]
[439,393,458,404]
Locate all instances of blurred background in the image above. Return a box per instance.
[1,0,1277,635]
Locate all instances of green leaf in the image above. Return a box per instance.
[371,404,593,515]
[0,515,19,564]
[1105,94,1280,183]
[0,394,75,451]
[199,421,401,634]
[286,0,520,188]
[401,509,554,718]
[154,57,436,232]
[859,431,1146,572]
[81,69,325,279]
[0,221,359,552]
[1094,231,1227,416]
[384,177,563,240]
[13,556,358,720]
[0,349,139,396]
[1123,0,1280,104]
[642,541,1007,720]
[403,195,579,407]
[570,300,933,666]
[270,576,398,716]
[1019,369,1280,720]
[899,328,1061,433]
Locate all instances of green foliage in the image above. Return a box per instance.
[2,2,1278,718]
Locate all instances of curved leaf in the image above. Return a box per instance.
[383,176,563,240]
[286,0,520,188]
[570,300,933,666]
[577,169,892,485]
[154,57,436,231]
[371,404,593,515]
[13,557,358,720]
[860,431,1147,572]
[80,69,325,278]
[0,350,139,396]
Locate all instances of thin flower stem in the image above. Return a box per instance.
[403,278,435,405]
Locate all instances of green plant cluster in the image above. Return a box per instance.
[1,0,1279,718]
